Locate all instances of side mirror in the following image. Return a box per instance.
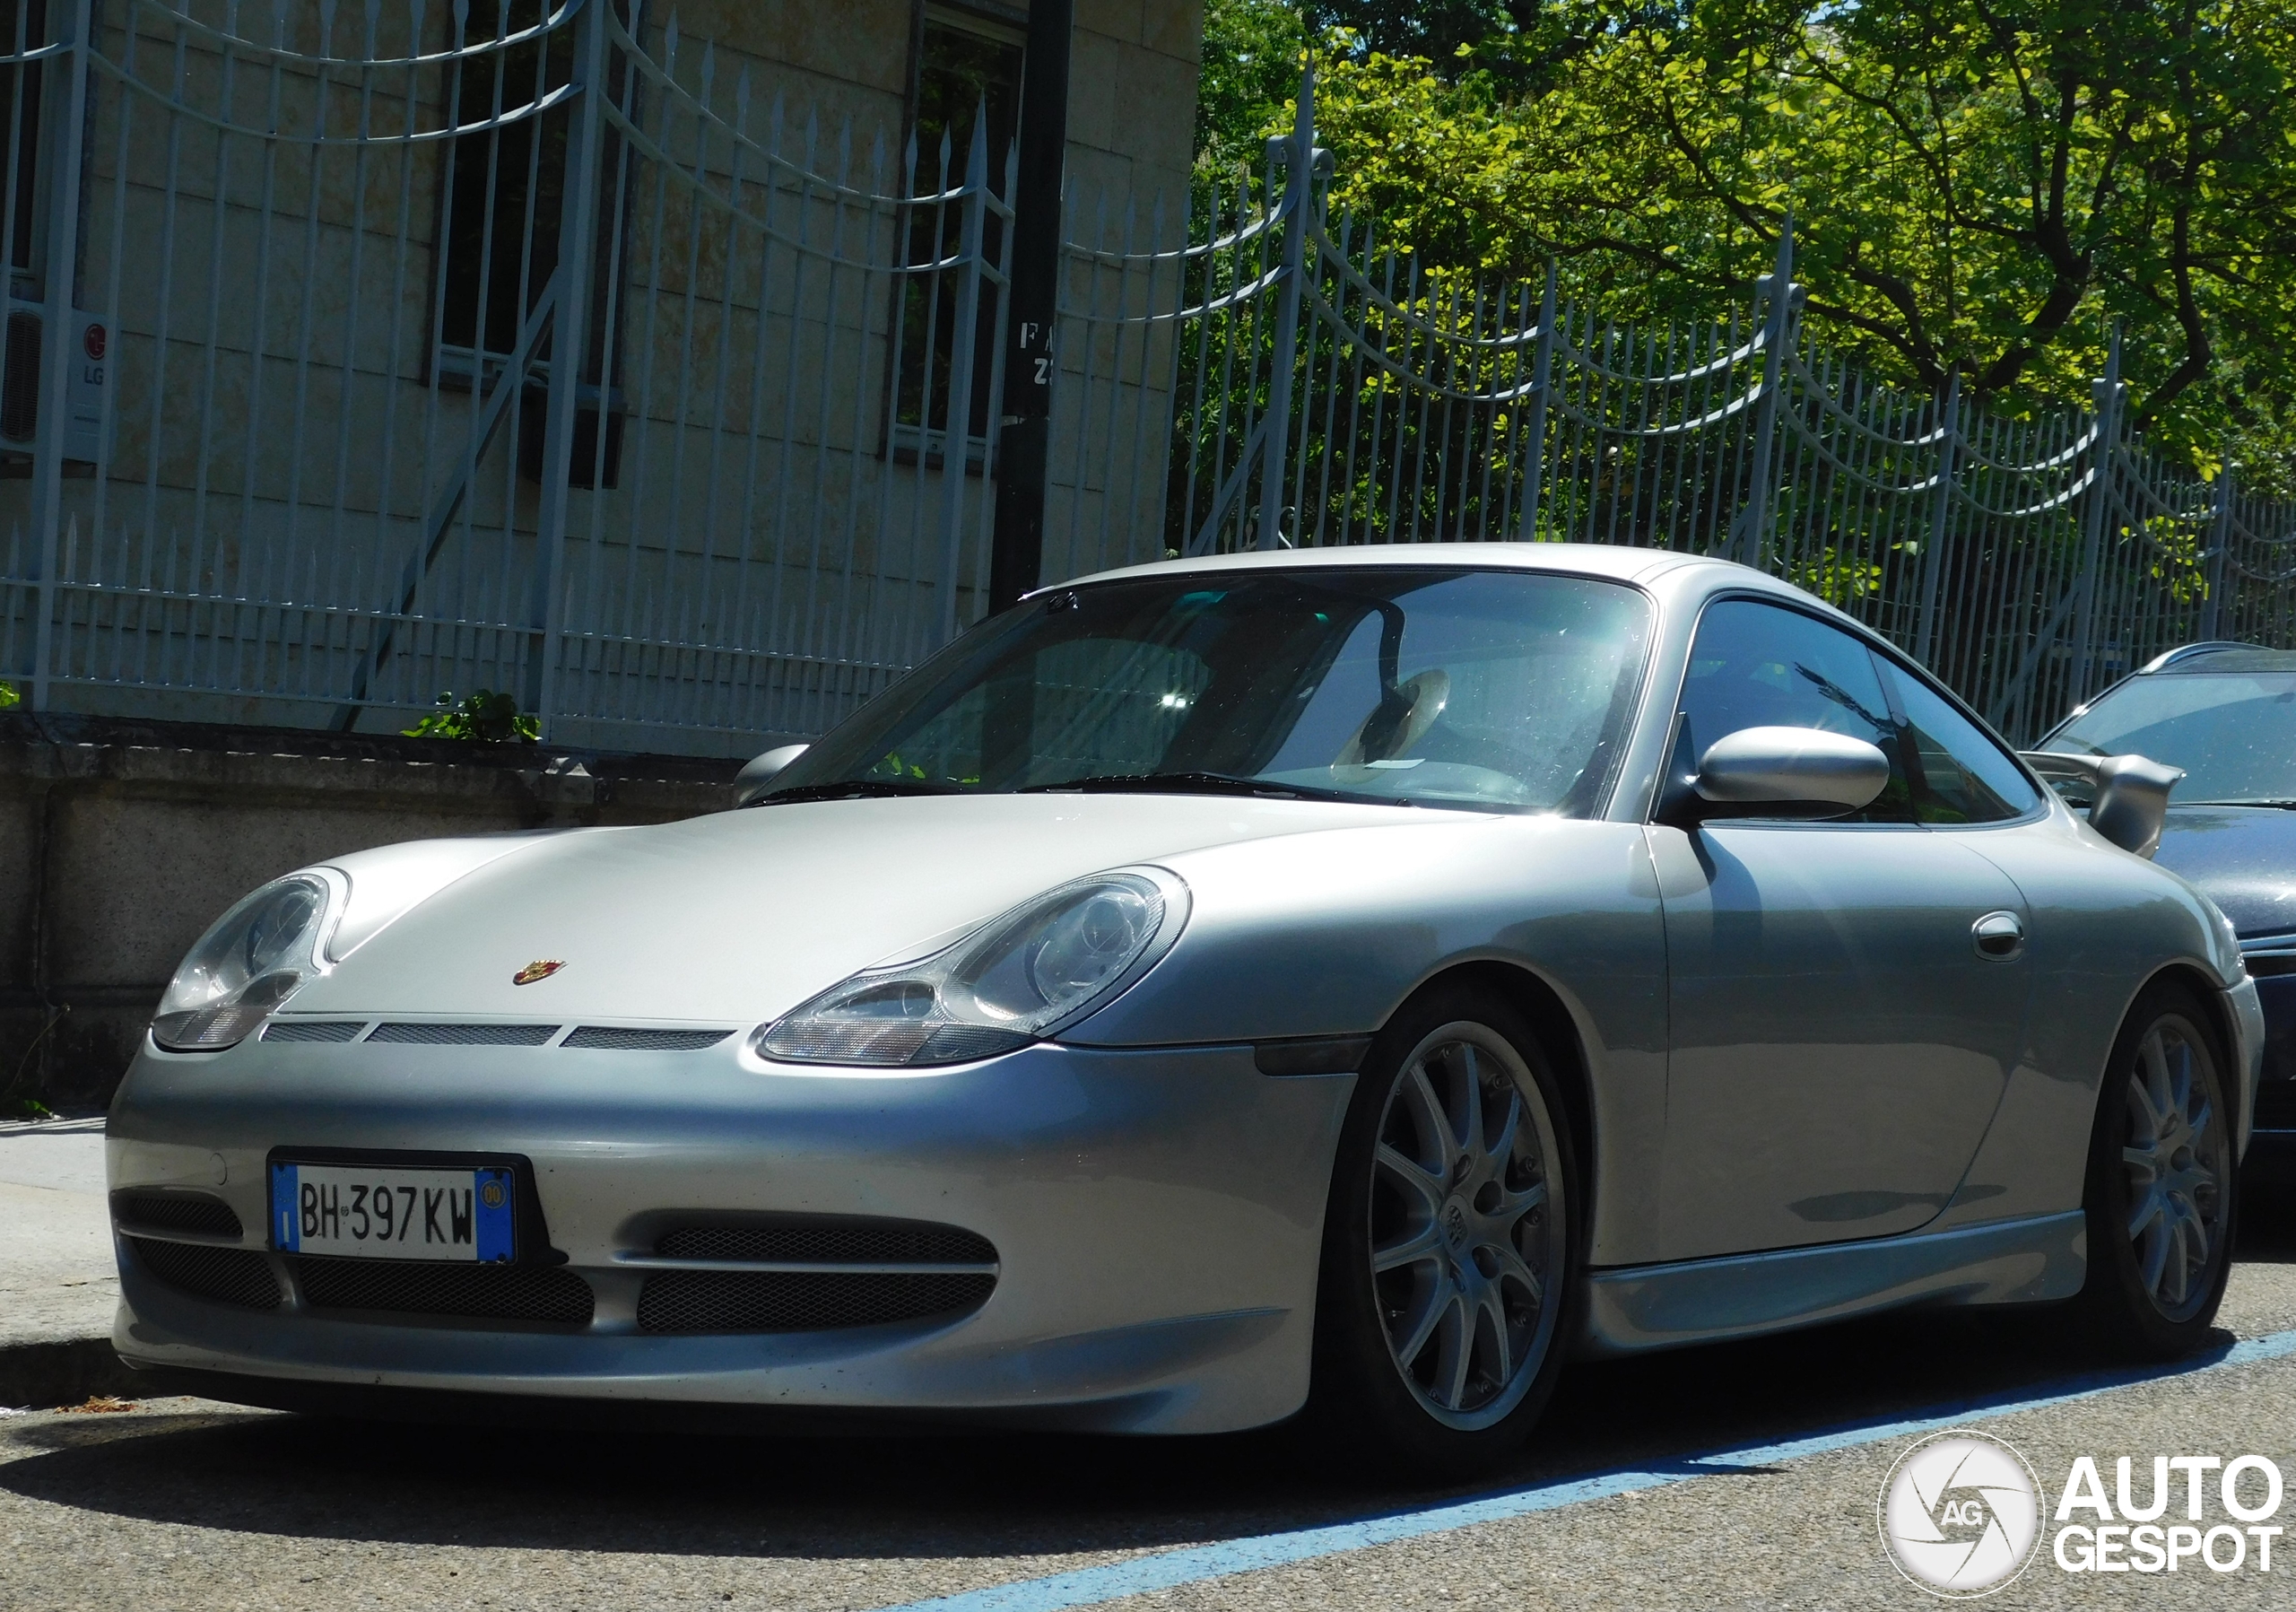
[1692,725,1891,815]
[2018,751,2184,859]
[733,744,809,807]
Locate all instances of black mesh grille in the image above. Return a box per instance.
[2257,1081,2296,1130]
[367,1023,560,1046]
[130,1237,281,1310]
[293,1257,594,1324]
[656,1222,996,1265]
[111,1190,243,1238]
[637,1269,994,1333]
[562,1026,732,1051]
[264,1020,366,1043]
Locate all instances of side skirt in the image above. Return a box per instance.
[1575,1210,2086,1358]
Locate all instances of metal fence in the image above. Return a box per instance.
[0,0,1043,752]
[1049,71,2296,743]
[1,25,2291,752]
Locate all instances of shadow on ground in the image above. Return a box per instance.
[4,1212,2287,1565]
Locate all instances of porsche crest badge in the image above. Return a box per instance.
[512,959,566,986]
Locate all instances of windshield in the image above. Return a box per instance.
[2048,672,2296,804]
[765,568,1654,813]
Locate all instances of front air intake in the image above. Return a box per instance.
[636,1216,998,1334]
[366,1023,560,1046]
[561,1026,732,1050]
[262,1020,365,1043]
[291,1256,594,1325]
[655,1222,997,1265]
[111,1189,243,1239]
[128,1237,282,1311]
[636,1268,994,1333]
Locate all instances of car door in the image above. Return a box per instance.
[1649,598,2033,1259]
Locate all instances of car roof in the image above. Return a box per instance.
[1056,541,1781,595]
[2137,641,2296,675]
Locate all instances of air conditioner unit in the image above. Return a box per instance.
[0,302,109,464]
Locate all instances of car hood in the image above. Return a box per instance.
[287,793,1448,1022]
[2151,804,2296,939]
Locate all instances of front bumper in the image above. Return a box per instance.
[2241,966,2296,1178]
[106,1034,1354,1435]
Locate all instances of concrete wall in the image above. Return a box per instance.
[0,719,732,1113]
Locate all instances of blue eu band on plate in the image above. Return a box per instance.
[269,1163,516,1262]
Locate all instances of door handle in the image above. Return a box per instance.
[1972,911,2025,961]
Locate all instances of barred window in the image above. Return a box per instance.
[891,5,1022,470]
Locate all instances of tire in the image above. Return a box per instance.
[2076,982,2238,1358]
[1309,986,1579,1475]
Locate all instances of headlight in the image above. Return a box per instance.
[151,871,344,1052]
[757,869,1187,1067]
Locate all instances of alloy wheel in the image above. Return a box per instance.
[1369,1024,1563,1430]
[2121,1015,2229,1321]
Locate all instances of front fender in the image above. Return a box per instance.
[1065,815,1672,1265]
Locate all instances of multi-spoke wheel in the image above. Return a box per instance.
[1313,989,1575,1471]
[2121,1016,2230,1319]
[2080,985,2237,1356]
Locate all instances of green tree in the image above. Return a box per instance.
[1200,1,2296,488]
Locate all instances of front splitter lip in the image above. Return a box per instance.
[111,1264,1292,1426]
[104,1037,1357,1434]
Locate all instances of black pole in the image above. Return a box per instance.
[987,0,1074,611]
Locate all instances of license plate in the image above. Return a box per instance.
[269,1163,514,1262]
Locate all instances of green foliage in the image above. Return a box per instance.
[2128,517,2212,605]
[1201,1,2296,492]
[1196,0,1309,175]
[402,689,540,743]
[1782,545,1887,607]
[0,680,18,710]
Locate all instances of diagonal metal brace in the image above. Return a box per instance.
[331,270,562,731]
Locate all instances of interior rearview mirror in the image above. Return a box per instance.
[2018,751,2184,859]
[733,744,810,807]
[1691,725,1891,815]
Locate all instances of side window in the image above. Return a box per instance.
[1876,660,2043,823]
[1678,599,1910,821]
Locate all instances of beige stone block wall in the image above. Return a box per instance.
[26,0,1205,742]
[0,733,731,1110]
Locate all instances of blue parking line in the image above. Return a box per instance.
[873,1327,2296,1612]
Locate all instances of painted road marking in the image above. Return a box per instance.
[874,1328,2296,1612]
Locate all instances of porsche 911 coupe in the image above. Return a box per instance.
[106,544,2263,1470]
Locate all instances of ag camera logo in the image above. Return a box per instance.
[1879,1431,2043,1597]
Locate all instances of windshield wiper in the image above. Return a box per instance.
[1021,771,1360,803]
[2184,798,2296,809]
[754,780,969,806]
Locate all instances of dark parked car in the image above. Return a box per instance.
[2036,642,2296,1163]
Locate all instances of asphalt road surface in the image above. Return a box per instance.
[9,1189,2296,1612]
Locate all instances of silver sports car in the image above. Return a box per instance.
[107,545,2262,1470]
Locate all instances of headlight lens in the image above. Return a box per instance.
[757,870,1185,1067]
[152,872,341,1052]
